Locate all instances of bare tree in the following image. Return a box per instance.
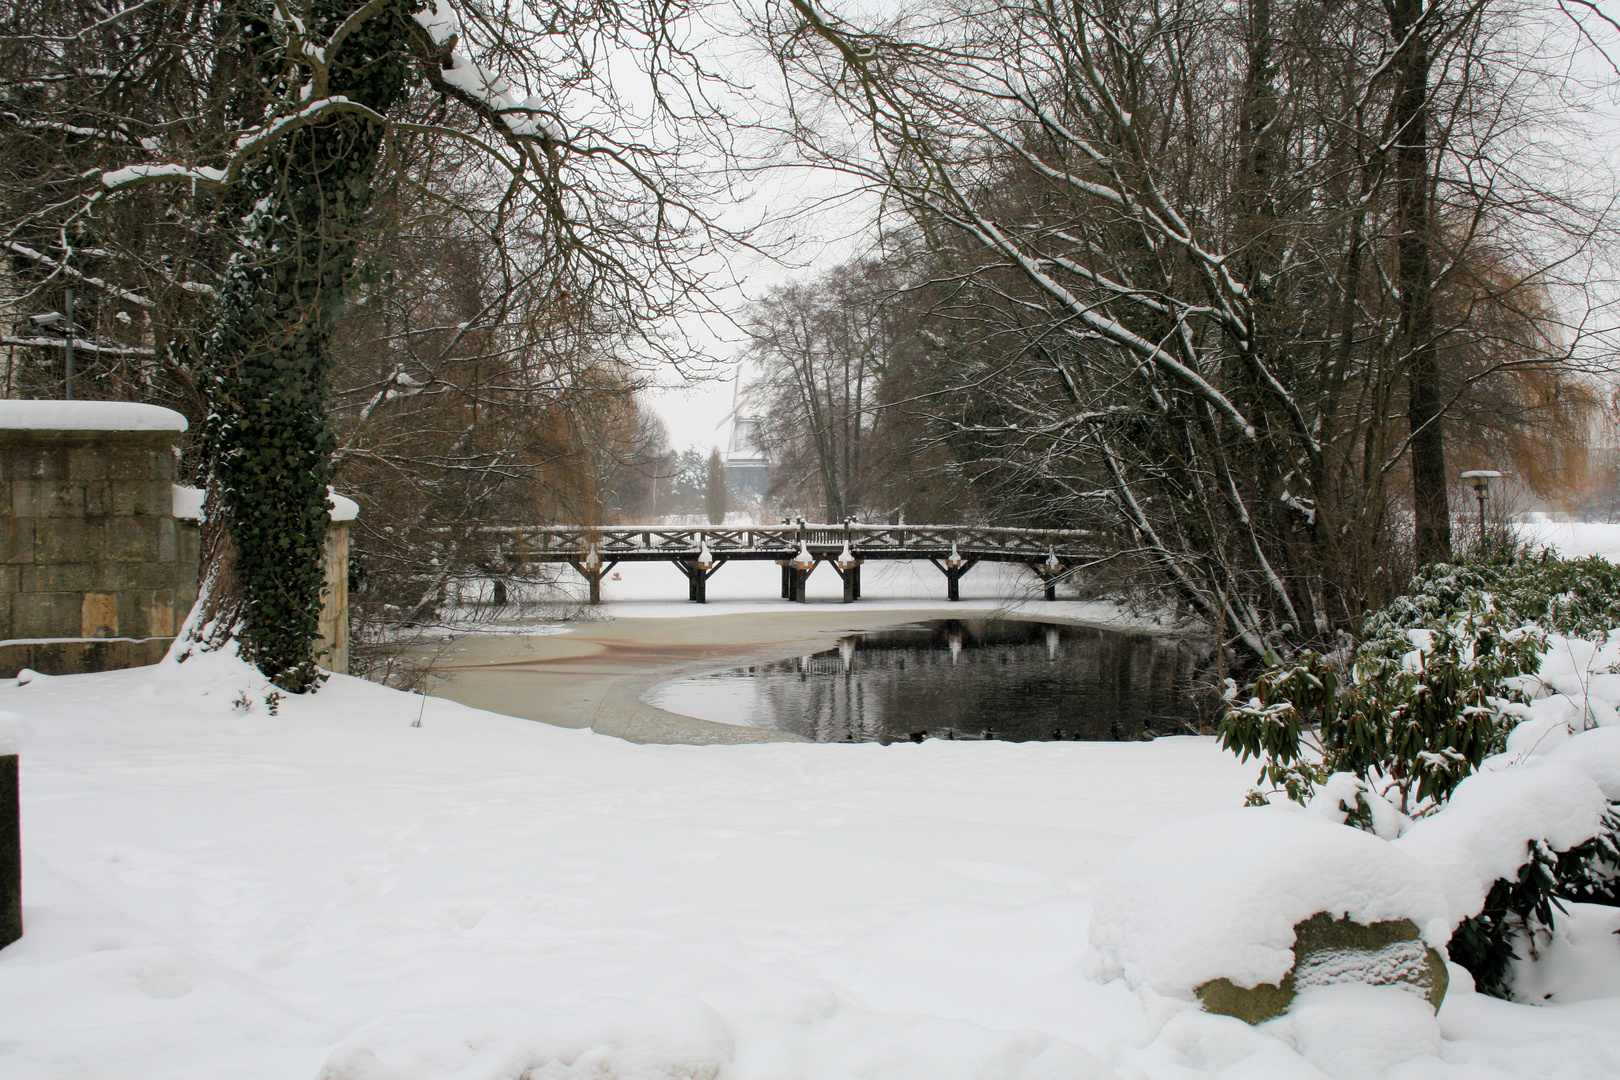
[1,0,741,687]
[758,0,1617,655]
[743,258,911,519]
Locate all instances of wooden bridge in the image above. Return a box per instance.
[476,522,1101,604]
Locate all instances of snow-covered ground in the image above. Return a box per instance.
[2,549,1618,1079]
[2,655,1239,1080]
[1517,519,1620,562]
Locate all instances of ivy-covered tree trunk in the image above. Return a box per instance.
[194,0,417,691]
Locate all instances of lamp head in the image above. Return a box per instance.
[29,311,64,327]
[1460,469,1502,499]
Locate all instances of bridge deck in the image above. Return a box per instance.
[473,523,1098,604]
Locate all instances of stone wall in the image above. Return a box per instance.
[0,403,197,678]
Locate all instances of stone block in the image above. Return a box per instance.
[83,482,111,517]
[92,561,174,593]
[12,591,81,639]
[177,524,200,593]
[81,592,118,638]
[0,592,11,640]
[96,480,173,518]
[103,445,169,481]
[14,447,69,482]
[12,480,83,519]
[33,519,106,565]
[104,517,160,563]
[0,636,170,678]
[156,518,178,562]
[21,563,94,594]
[145,595,175,638]
[1196,913,1448,1024]
[67,447,108,481]
[0,520,33,565]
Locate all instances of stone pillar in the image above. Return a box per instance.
[0,401,196,677]
[316,516,351,675]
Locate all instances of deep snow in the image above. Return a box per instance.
[2,650,1618,1079]
[2,542,1619,1079]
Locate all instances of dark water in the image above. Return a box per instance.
[650,618,1209,742]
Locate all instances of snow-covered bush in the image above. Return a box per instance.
[1218,548,1620,998]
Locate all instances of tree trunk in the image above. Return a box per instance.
[170,481,246,660]
[180,0,416,691]
[1390,0,1451,564]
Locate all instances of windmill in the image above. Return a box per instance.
[713,362,769,497]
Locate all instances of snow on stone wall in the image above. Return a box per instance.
[0,400,186,432]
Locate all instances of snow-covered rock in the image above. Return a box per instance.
[1088,806,1449,1003]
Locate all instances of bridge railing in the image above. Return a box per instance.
[471,522,1098,559]
[463,522,1102,603]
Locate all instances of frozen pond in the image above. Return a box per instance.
[647,618,1209,742]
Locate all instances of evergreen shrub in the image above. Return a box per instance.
[1219,546,1620,997]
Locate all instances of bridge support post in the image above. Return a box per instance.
[780,562,793,599]
[675,558,726,603]
[568,558,618,604]
[831,558,862,603]
[675,559,701,602]
[930,557,978,601]
[1025,561,1061,601]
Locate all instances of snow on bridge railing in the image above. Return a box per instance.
[456,522,1100,557]
[440,523,1100,603]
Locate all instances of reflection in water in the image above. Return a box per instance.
[649,619,1208,742]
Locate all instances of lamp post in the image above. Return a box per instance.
[28,286,76,399]
[1459,470,1502,545]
